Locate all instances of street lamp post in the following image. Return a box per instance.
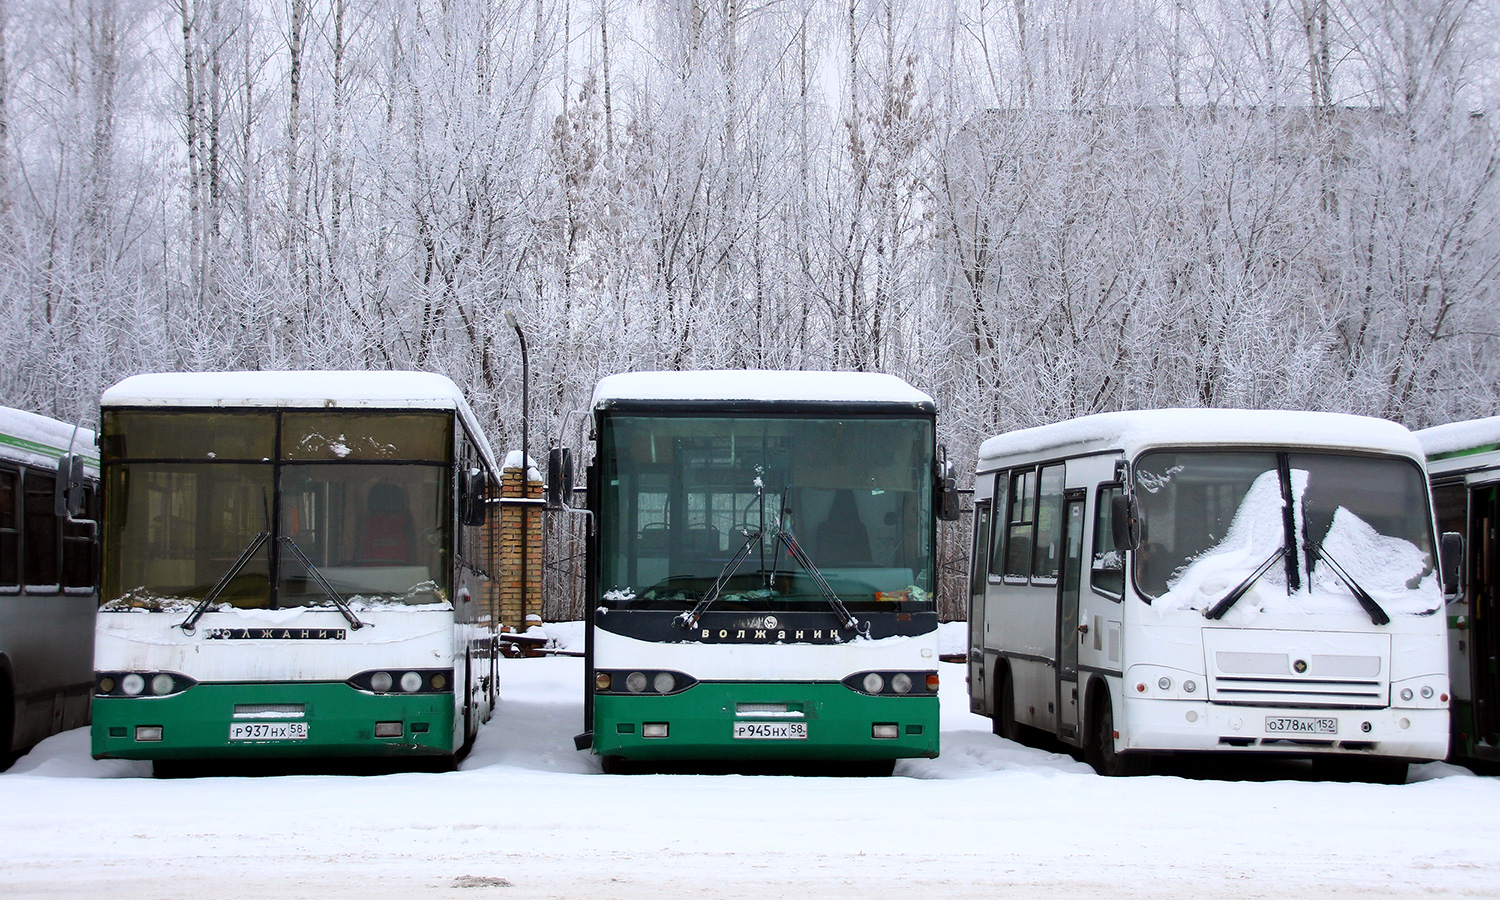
[504,309,531,625]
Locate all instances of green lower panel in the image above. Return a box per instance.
[592,681,939,762]
[92,682,455,760]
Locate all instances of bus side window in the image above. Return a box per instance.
[0,468,18,590]
[970,501,992,598]
[23,469,59,590]
[987,472,1008,580]
[1092,485,1125,599]
[1030,465,1065,584]
[1003,469,1034,581]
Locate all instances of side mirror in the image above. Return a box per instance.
[54,454,87,518]
[936,445,961,522]
[547,448,574,511]
[461,468,488,526]
[1441,531,1464,600]
[1111,492,1141,552]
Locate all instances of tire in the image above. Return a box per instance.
[993,666,1020,742]
[600,754,631,775]
[1088,693,1150,777]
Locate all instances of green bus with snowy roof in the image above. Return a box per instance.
[562,371,957,774]
[90,372,500,773]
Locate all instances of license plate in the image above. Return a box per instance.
[228,722,309,741]
[1265,716,1337,735]
[732,722,807,740]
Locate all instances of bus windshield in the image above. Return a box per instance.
[100,410,453,611]
[1133,450,1439,618]
[598,414,935,612]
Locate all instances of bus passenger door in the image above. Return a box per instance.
[968,501,992,712]
[1056,492,1086,741]
[1474,484,1499,748]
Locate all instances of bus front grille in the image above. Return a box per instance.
[1209,676,1386,708]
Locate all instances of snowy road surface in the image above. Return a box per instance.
[4,639,1499,899]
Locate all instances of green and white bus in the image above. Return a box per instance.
[565,371,955,773]
[91,372,500,772]
[1,406,97,765]
[970,409,1451,781]
[1419,416,1500,766]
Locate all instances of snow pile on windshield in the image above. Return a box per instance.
[1157,471,1439,621]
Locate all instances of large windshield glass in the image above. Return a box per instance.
[1133,450,1438,618]
[101,409,453,611]
[599,414,935,611]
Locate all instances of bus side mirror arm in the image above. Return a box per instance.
[1441,531,1464,601]
[1111,493,1141,552]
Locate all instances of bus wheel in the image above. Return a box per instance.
[1089,695,1149,777]
[600,754,632,775]
[993,667,1020,742]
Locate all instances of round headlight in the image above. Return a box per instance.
[151,674,175,696]
[1158,676,1173,691]
[891,673,913,694]
[653,672,676,694]
[625,672,648,693]
[862,672,885,694]
[370,671,394,693]
[400,671,424,693]
[1183,680,1197,694]
[1400,687,1414,702]
[121,674,146,696]
[1420,685,1434,700]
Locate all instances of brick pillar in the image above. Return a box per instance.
[499,460,544,630]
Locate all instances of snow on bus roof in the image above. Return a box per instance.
[0,405,97,469]
[101,371,499,471]
[978,408,1422,464]
[1416,416,1500,459]
[591,370,934,408]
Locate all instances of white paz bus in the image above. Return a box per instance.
[91,372,500,773]
[967,409,1452,781]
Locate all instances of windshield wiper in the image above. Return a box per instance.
[1203,546,1286,621]
[674,526,859,632]
[1307,542,1390,626]
[179,530,270,632]
[278,536,368,631]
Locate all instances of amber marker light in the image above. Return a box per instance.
[925,673,940,692]
[594,672,612,691]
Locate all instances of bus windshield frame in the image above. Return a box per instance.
[1131,448,1439,618]
[100,408,455,612]
[596,411,936,614]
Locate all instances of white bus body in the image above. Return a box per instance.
[1419,415,1500,765]
[968,409,1449,779]
[0,406,98,762]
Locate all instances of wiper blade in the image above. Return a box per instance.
[1203,546,1285,620]
[776,529,858,630]
[676,528,763,629]
[278,536,369,631]
[1308,542,1390,626]
[179,531,270,632]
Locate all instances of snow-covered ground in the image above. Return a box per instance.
[4,624,1499,899]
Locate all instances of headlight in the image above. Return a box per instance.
[370,671,393,693]
[400,671,423,693]
[862,672,885,694]
[121,674,146,696]
[891,673,913,694]
[1400,688,1414,702]
[1158,676,1172,691]
[151,674,175,696]
[625,672,648,693]
[653,672,676,694]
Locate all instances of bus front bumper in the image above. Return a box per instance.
[591,681,939,762]
[1122,697,1449,760]
[91,681,456,760]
